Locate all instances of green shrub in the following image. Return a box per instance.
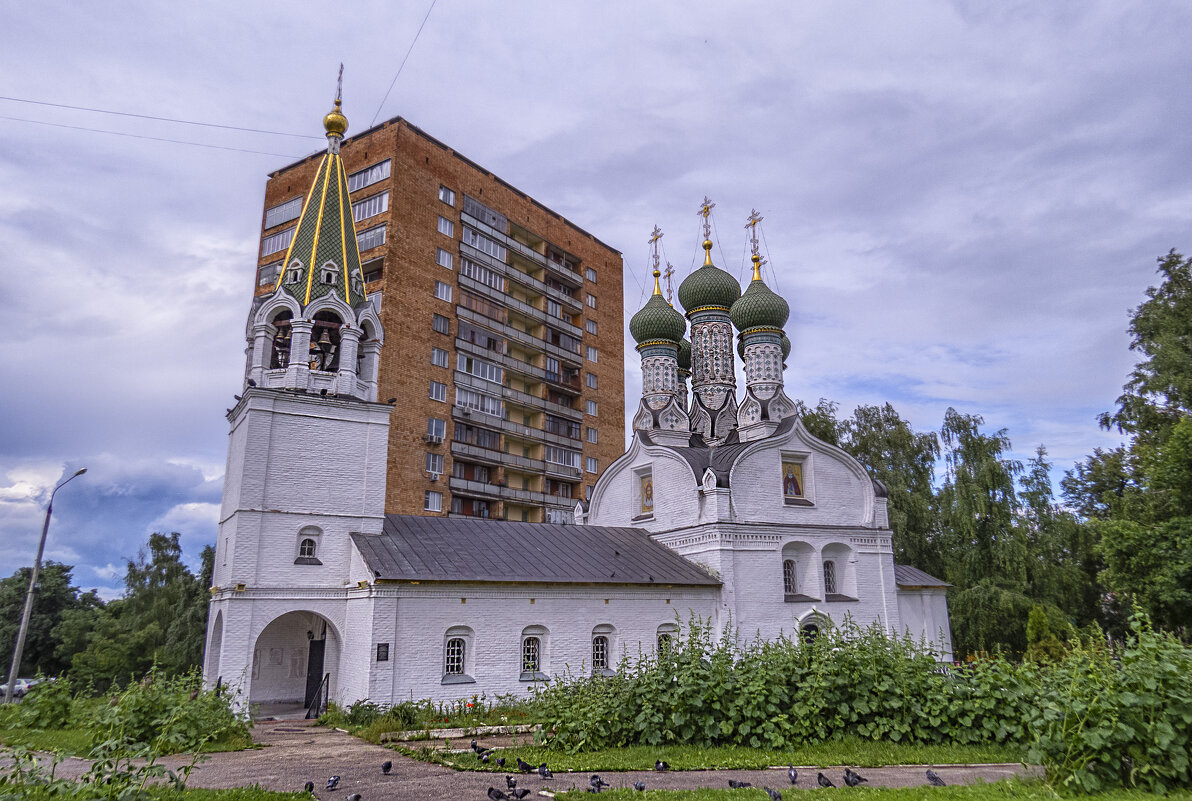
[18,676,72,730]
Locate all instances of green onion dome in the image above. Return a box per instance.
[678,239,741,314]
[781,333,791,362]
[678,338,692,371]
[630,271,686,345]
[730,254,789,333]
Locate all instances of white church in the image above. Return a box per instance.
[202,98,952,712]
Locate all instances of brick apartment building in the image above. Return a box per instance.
[251,115,625,523]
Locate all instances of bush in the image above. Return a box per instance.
[18,676,72,730]
[87,668,250,754]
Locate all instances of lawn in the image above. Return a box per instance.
[0,726,254,756]
[553,782,1192,800]
[402,738,1025,772]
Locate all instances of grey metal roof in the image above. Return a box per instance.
[893,564,951,588]
[351,515,721,587]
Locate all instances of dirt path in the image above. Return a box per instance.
[42,721,1038,800]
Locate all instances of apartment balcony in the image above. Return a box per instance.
[544,461,583,481]
[462,211,586,290]
[449,476,503,500]
[461,222,583,307]
[451,405,549,446]
[458,273,585,341]
[450,440,546,472]
[498,484,549,505]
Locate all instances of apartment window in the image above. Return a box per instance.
[434,281,453,302]
[546,329,582,354]
[544,356,561,383]
[362,258,384,284]
[426,452,444,474]
[824,561,838,595]
[437,216,455,237]
[427,417,447,439]
[544,446,581,469]
[460,291,508,323]
[439,185,456,206]
[347,159,391,193]
[430,381,447,402]
[586,267,597,283]
[455,423,501,450]
[586,372,598,389]
[261,227,295,257]
[376,643,390,662]
[545,507,573,524]
[432,314,450,335]
[462,227,507,261]
[264,197,302,229]
[586,346,598,363]
[424,491,443,512]
[431,347,449,368]
[545,298,562,319]
[586,400,598,416]
[586,427,598,444]
[586,293,596,308]
[352,190,389,223]
[456,387,504,417]
[457,354,503,384]
[783,559,798,595]
[258,261,282,287]
[544,415,580,439]
[357,224,386,252]
[585,319,597,335]
[436,248,453,270]
[461,258,506,292]
[586,457,598,474]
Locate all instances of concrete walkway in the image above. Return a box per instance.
[44,720,1037,800]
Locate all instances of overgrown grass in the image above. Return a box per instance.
[414,738,1025,772]
[553,782,1192,801]
[0,726,94,755]
[318,692,541,735]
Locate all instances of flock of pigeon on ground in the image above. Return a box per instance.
[301,740,952,798]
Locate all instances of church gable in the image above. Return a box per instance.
[587,432,704,530]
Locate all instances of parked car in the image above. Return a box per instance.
[0,678,38,698]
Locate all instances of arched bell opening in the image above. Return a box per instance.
[309,311,342,372]
[269,310,293,369]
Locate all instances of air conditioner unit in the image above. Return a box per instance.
[428,472,441,482]
[461,408,472,416]
[424,434,443,444]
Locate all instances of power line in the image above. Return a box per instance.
[0,114,301,157]
[0,95,320,139]
[371,0,438,127]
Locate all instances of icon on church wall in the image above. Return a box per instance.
[640,473,654,514]
[782,459,804,499]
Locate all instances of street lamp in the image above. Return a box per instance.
[4,467,86,704]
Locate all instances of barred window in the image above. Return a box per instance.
[264,197,302,229]
[352,191,389,223]
[445,638,465,674]
[357,224,386,252]
[823,560,837,595]
[592,636,608,670]
[347,159,391,193]
[521,637,540,672]
[261,227,295,257]
[783,559,798,595]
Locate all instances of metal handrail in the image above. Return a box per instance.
[305,672,330,719]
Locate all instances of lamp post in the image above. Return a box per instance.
[4,467,86,704]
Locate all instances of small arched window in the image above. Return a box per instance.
[592,636,608,671]
[823,560,837,595]
[522,637,540,672]
[298,538,316,558]
[801,623,820,644]
[294,526,323,565]
[656,622,678,653]
[445,638,465,675]
[783,559,798,595]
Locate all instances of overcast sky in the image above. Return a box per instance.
[3,1,1189,599]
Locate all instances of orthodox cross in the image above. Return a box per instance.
[336,63,344,104]
[745,208,767,272]
[663,261,676,303]
[698,196,715,239]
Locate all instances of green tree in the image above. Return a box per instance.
[793,398,845,447]
[0,563,97,676]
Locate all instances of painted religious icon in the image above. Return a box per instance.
[640,473,654,514]
[782,459,804,498]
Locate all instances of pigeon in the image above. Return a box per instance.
[654,760,671,771]
[843,768,868,787]
[304,781,314,793]
[488,789,510,801]
[926,770,947,787]
[765,789,783,801]
[326,775,341,791]
[496,758,506,768]
[481,752,491,763]
[511,791,531,800]
[788,766,798,785]
[346,795,362,801]
[633,782,646,791]
[538,763,553,779]
[729,779,753,789]
[817,773,835,788]
[506,775,517,790]
[590,774,610,792]
[471,738,479,751]
[517,758,536,773]
[381,760,392,775]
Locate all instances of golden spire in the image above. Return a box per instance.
[745,209,766,281]
[653,267,663,295]
[323,63,348,138]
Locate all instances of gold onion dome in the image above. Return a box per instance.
[630,271,686,345]
[323,98,348,137]
[730,254,789,333]
[678,240,741,313]
[678,338,692,371]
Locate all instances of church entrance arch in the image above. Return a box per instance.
[248,611,340,708]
